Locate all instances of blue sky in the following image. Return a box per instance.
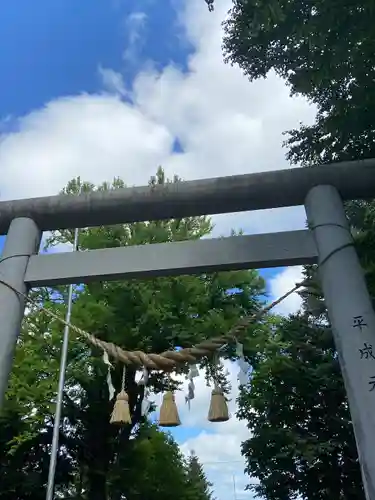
[0,0,313,498]
[0,0,191,118]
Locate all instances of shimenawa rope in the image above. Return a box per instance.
[0,277,306,371]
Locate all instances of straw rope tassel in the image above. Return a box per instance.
[110,366,132,426]
[159,391,181,427]
[208,384,229,423]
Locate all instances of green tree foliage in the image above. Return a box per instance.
[185,450,214,500]
[222,0,375,277]
[238,314,363,499]
[109,424,194,500]
[223,3,375,497]
[1,168,265,500]
[223,0,375,297]
[0,402,73,500]
[223,0,375,163]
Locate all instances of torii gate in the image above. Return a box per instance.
[1,159,375,498]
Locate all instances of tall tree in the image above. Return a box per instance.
[185,450,214,500]
[237,314,363,499]
[222,0,375,165]
[3,168,265,500]
[0,401,74,500]
[222,2,375,497]
[108,423,194,500]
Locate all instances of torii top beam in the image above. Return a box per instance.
[0,159,374,234]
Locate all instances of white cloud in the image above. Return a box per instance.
[0,94,173,200]
[123,11,148,63]
[98,67,127,97]
[180,430,254,500]
[269,266,304,315]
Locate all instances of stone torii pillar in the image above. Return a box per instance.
[0,217,41,406]
[305,185,375,499]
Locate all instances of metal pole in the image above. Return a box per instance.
[305,185,375,500]
[46,227,80,500]
[232,474,237,500]
[0,217,41,407]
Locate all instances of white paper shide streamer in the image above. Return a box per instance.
[103,350,116,401]
[138,367,152,416]
[185,364,199,409]
[235,340,253,387]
